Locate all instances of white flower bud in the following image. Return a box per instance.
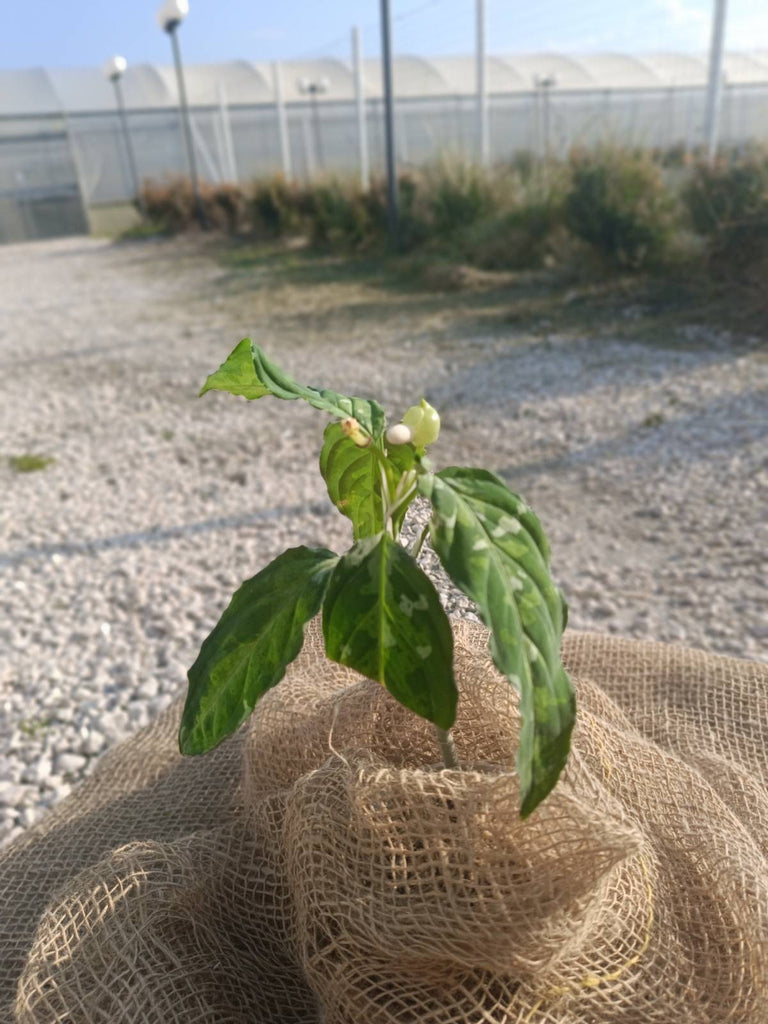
[385,423,413,446]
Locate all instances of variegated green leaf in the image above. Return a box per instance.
[251,345,386,439]
[180,545,338,755]
[323,532,457,730]
[319,422,384,540]
[419,467,574,817]
[199,337,270,400]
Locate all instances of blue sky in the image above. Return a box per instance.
[2,0,767,69]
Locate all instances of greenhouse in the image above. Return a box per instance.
[2,50,768,241]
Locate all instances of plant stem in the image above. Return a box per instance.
[410,522,430,559]
[435,726,459,769]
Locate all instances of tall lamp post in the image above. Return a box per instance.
[704,0,728,162]
[103,56,145,217]
[298,76,329,173]
[380,0,398,245]
[156,0,206,228]
[534,73,557,162]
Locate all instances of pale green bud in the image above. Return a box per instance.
[401,398,440,448]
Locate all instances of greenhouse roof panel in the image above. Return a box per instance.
[0,68,59,116]
[2,52,767,117]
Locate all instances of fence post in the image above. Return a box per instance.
[352,27,370,190]
[217,84,238,182]
[272,62,293,179]
[301,116,315,181]
[704,0,728,162]
[475,0,489,165]
[62,114,92,235]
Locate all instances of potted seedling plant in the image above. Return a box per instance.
[180,340,575,817]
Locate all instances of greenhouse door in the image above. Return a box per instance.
[0,125,89,244]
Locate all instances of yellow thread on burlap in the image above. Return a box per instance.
[520,856,655,1021]
[591,724,614,781]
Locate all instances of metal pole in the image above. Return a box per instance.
[352,26,370,190]
[704,0,728,163]
[272,62,292,179]
[301,116,315,181]
[217,84,238,182]
[62,112,92,235]
[476,0,489,166]
[380,0,398,243]
[543,84,551,161]
[113,77,146,216]
[168,21,206,228]
[310,87,325,170]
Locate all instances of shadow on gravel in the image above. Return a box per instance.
[426,336,756,410]
[0,503,330,569]
[205,243,768,356]
[497,389,767,480]
[0,337,161,370]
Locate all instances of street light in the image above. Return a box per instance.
[297,76,329,171]
[156,0,206,228]
[534,73,557,162]
[102,55,146,218]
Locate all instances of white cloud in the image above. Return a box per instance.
[655,0,708,27]
[727,0,768,50]
[652,0,709,48]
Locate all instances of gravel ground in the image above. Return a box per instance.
[1,236,766,847]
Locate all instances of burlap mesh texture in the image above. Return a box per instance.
[2,620,766,1023]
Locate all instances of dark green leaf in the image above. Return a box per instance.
[199,338,270,400]
[180,546,338,755]
[319,422,384,540]
[418,467,575,817]
[251,345,386,439]
[323,532,457,730]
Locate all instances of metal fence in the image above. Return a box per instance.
[2,76,768,243]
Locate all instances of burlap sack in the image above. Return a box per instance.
[1,620,766,1023]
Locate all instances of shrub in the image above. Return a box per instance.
[251,176,306,238]
[455,162,572,270]
[683,152,768,284]
[389,172,431,251]
[203,183,249,234]
[457,204,563,270]
[140,178,197,234]
[565,148,675,268]
[423,162,498,237]
[140,178,249,235]
[304,180,374,248]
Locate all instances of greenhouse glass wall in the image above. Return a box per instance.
[2,51,768,242]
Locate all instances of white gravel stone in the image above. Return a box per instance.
[0,783,32,807]
[21,757,53,785]
[55,753,88,776]
[18,806,41,828]
[136,679,159,700]
[0,237,765,849]
[79,730,106,756]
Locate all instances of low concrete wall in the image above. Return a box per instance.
[87,202,142,238]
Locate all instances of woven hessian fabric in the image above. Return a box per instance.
[1,620,766,1023]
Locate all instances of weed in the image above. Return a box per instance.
[9,454,55,473]
[641,412,666,429]
[18,717,52,738]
